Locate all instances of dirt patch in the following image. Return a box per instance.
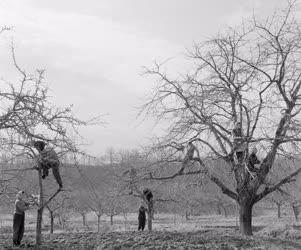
[0,228,300,250]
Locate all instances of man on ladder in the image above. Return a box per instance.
[33,141,63,189]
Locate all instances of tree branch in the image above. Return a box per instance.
[148,158,238,201]
[254,167,301,203]
[42,189,62,209]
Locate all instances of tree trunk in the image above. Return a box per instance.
[36,168,44,245]
[216,203,222,215]
[123,211,127,230]
[50,211,54,234]
[110,214,114,225]
[292,204,300,221]
[185,210,190,220]
[147,201,153,231]
[61,216,66,229]
[239,202,253,236]
[81,213,86,226]
[36,207,44,245]
[58,216,62,227]
[219,202,228,218]
[223,205,228,218]
[277,203,281,219]
[97,214,101,233]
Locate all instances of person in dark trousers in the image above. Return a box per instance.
[33,141,63,189]
[143,188,154,222]
[138,205,147,231]
[13,191,31,246]
[248,147,261,173]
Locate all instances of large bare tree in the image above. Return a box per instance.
[141,3,301,235]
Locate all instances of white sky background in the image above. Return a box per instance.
[0,0,290,156]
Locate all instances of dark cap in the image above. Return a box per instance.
[33,141,46,151]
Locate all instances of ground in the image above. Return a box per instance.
[0,211,300,249]
[1,228,301,250]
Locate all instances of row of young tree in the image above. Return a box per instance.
[2,147,300,236]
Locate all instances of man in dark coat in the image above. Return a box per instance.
[248,147,261,173]
[33,140,63,189]
[13,191,31,246]
[143,188,153,202]
[138,205,147,231]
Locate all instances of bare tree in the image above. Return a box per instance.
[117,149,157,231]
[104,192,124,226]
[45,195,70,234]
[280,171,301,221]
[87,194,103,233]
[70,193,90,227]
[0,42,101,244]
[268,191,288,219]
[74,158,105,233]
[141,3,301,235]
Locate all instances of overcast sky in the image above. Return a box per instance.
[0,0,289,155]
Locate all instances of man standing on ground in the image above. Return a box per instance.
[143,188,154,220]
[138,205,147,231]
[13,191,32,246]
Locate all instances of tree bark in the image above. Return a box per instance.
[50,211,54,234]
[110,214,114,225]
[185,210,190,220]
[239,201,253,236]
[58,216,62,227]
[81,213,86,226]
[61,216,66,229]
[147,209,152,231]
[97,214,101,233]
[147,201,153,231]
[123,211,127,230]
[222,204,228,218]
[216,203,222,215]
[36,168,44,245]
[277,203,281,219]
[36,207,44,245]
[292,204,300,221]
